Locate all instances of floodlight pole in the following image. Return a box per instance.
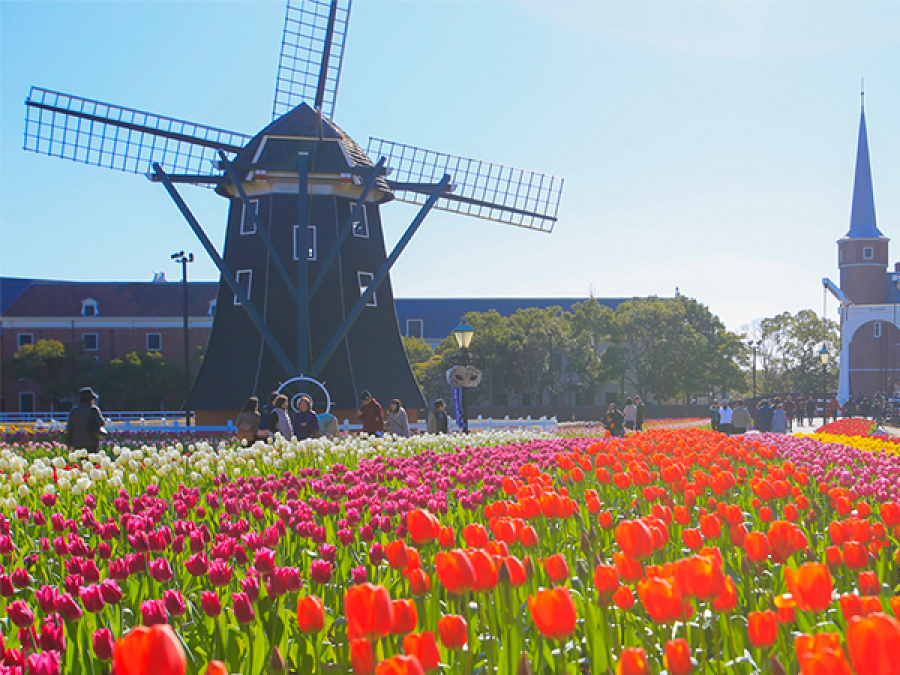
[171,251,194,424]
[297,152,310,375]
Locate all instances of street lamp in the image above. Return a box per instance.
[172,251,194,424]
[452,322,475,433]
[746,339,762,399]
[819,345,830,424]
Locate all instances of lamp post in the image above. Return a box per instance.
[172,251,194,424]
[452,322,475,433]
[747,339,762,400]
[819,345,830,424]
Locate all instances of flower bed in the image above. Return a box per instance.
[0,428,898,674]
[813,419,877,437]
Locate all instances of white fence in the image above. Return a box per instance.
[1,412,558,434]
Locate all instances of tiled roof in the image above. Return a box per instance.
[2,280,218,317]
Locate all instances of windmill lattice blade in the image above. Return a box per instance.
[24,87,251,182]
[367,138,563,233]
[273,0,351,121]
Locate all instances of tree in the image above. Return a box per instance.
[95,351,185,410]
[564,300,622,402]
[759,310,840,395]
[5,339,98,409]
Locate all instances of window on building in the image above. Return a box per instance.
[241,200,259,235]
[875,322,883,338]
[208,299,217,316]
[352,204,369,238]
[81,298,99,316]
[82,333,99,351]
[864,246,874,260]
[17,334,33,349]
[406,319,424,338]
[357,271,377,307]
[19,392,35,414]
[294,225,317,261]
[147,333,162,351]
[234,270,252,306]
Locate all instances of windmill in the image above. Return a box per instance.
[23,0,564,423]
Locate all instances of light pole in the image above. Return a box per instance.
[172,251,194,424]
[452,322,475,433]
[746,339,762,399]
[819,345,830,424]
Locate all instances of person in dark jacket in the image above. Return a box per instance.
[603,403,625,437]
[426,399,449,434]
[292,395,320,440]
[806,397,816,424]
[709,400,720,432]
[66,387,106,450]
[258,391,279,434]
[634,396,645,432]
[756,400,773,433]
[357,390,384,435]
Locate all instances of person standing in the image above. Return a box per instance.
[731,400,752,434]
[65,387,107,450]
[272,394,293,439]
[806,397,816,426]
[829,396,840,424]
[257,391,279,437]
[623,398,637,432]
[385,399,411,437]
[783,397,796,432]
[235,397,262,444]
[771,404,789,433]
[357,390,384,435]
[709,400,720,432]
[795,396,806,427]
[603,403,626,437]
[634,396,645,432]
[756,400,773,434]
[718,401,733,435]
[292,395,320,440]
[427,399,449,434]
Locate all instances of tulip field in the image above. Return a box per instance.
[2,424,900,675]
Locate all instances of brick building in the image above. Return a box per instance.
[0,278,216,412]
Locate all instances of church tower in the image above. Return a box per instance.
[838,96,889,305]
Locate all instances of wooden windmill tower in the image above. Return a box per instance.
[23,0,564,423]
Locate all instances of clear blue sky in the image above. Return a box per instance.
[2,1,900,335]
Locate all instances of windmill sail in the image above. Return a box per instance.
[367,138,563,233]
[273,0,352,121]
[24,87,251,178]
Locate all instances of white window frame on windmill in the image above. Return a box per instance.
[241,200,260,236]
[82,333,99,352]
[875,322,883,339]
[294,225,317,261]
[357,271,377,307]
[406,319,424,338]
[146,333,162,352]
[234,270,252,306]
[863,246,874,260]
[17,333,33,350]
[352,203,369,238]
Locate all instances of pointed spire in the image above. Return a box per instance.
[846,94,884,239]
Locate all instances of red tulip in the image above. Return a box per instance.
[8,600,34,628]
[345,583,394,641]
[297,596,325,634]
[438,615,467,649]
[638,577,683,623]
[435,550,476,594]
[744,532,770,563]
[462,524,489,548]
[664,639,693,675]
[613,585,635,610]
[385,540,410,570]
[615,520,654,560]
[375,655,425,675]
[206,663,228,675]
[200,591,221,618]
[843,541,869,570]
[141,599,167,626]
[351,639,375,675]
[113,624,187,675]
[232,592,255,624]
[784,563,832,613]
[712,577,737,613]
[859,571,880,596]
[163,590,186,618]
[408,569,430,595]
[544,554,569,584]
[528,587,577,640]
[148,558,174,584]
[437,526,455,548]
[747,611,778,647]
[847,612,900,675]
[402,631,440,672]
[617,647,650,675]
[391,599,418,635]
[467,550,498,592]
[407,511,440,545]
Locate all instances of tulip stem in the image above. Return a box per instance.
[555,642,567,675]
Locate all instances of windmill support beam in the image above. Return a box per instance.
[297,152,311,375]
[311,174,452,377]
[309,156,386,299]
[218,151,301,305]
[153,163,297,377]
[314,0,340,111]
[147,173,225,185]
